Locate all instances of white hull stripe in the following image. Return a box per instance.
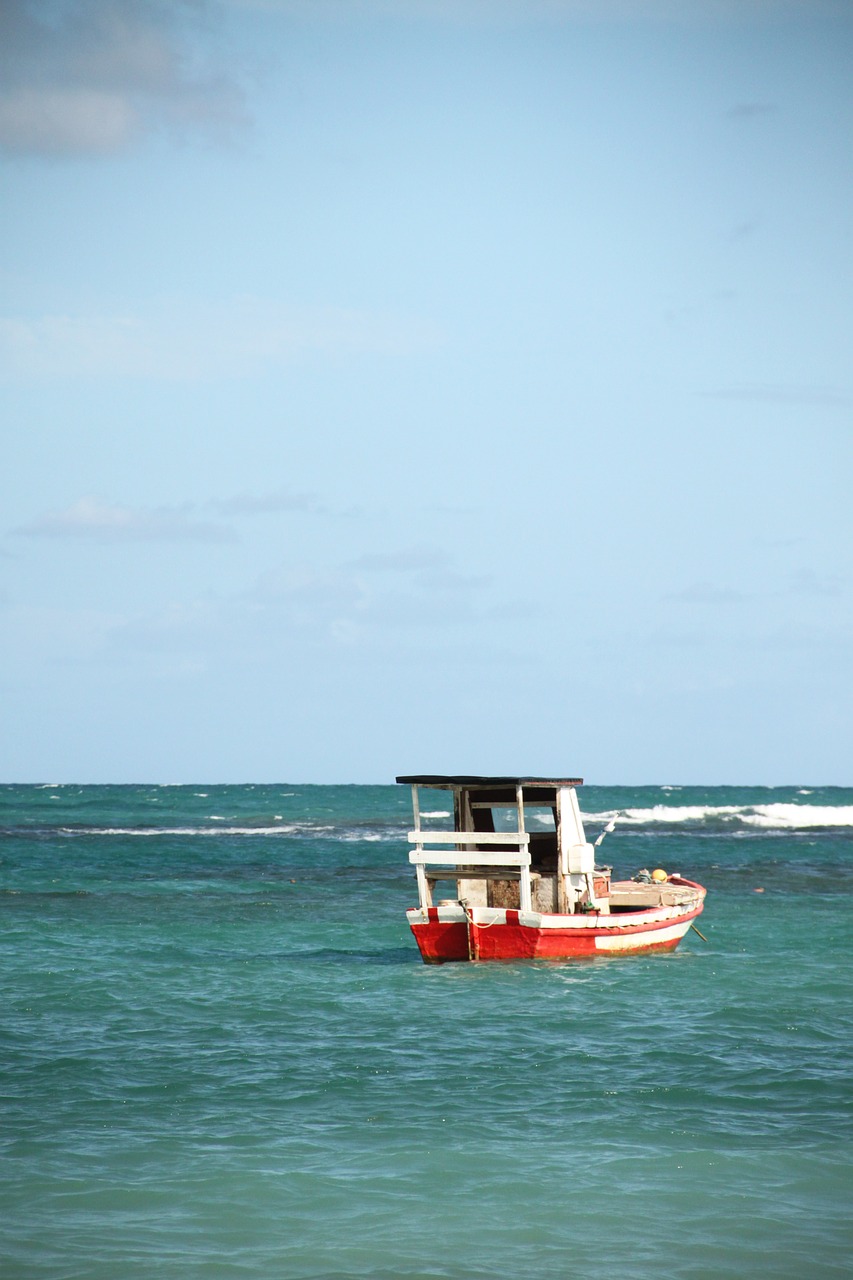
[407,903,703,933]
[594,918,692,950]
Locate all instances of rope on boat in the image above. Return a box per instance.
[460,902,503,930]
[460,900,505,961]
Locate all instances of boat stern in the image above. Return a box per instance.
[406,903,470,963]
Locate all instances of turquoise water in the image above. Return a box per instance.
[2,783,851,1279]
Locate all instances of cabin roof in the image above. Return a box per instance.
[396,775,583,788]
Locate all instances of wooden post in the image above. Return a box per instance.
[555,787,568,913]
[516,782,532,912]
[411,784,431,909]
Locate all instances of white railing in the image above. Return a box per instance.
[408,829,530,848]
[408,830,532,911]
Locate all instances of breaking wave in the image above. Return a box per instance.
[58,825,303,837]
[14,802,853,841]
[583,803,853,830]
[42,822,407,842]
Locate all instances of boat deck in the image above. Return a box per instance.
[607,880,700,910]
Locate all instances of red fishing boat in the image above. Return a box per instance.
[399,775,706,964]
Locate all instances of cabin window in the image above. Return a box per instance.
[489,806,555,832]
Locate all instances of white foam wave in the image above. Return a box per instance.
[583,803,853,829]
[420,811,451,818]
[60,825,302,837]
[56,822,408,840]
[583,805,740,824]
[740,804,853,829]
[339,830,402,842]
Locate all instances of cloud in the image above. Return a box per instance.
[242,547,500,645]
[727,102,778,119]
[344,548,492,603]
[345,548,449,572]
[10,488,331,545]
[788,569,844,598]
[699,384,850,408]
[0,1,247,158]
[0,87,138,154]
[13,497,237,544]
[103,559,521,669]
[0,299,441,380]
[730,220,759,241]
[208,489,321,516]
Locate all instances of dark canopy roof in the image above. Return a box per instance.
[396,775,583,788]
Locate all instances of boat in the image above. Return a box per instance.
[398,775,706,963]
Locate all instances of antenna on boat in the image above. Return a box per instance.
[594,816,619,847]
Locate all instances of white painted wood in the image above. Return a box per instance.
[557,787,573,909]
[594,919,691,950]
[558,787,590,912]
[560,786,586,846]
[516,782,531,911]
[460,789,473,835]
[407,830,530,845]
[409,851,532,867]
[426,867,542,876]
[567,842,595,873]
[410,787,429,908]
[555,788,569,912]
[414,860,431,909]
[457,875,488,905]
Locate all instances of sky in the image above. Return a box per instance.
[1,0,852,784]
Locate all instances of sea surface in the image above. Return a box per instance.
[2,783,851,1280]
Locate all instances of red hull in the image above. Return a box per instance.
[409,892,705,964]
[415,918,471,963]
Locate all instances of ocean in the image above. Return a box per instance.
[2,783,851,1279]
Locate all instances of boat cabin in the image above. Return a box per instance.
[397,775,611,916]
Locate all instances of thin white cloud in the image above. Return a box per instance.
[345,548,449,572]
[208,490,320,516]
[0,87,138,155]
[730,220,759,241]
[0,0,247,158]
[242,549,501,644]
[0,314,150,378]
[10,488,332,545]
[788,569,844,598]
[13,497,237,544]
[344,549,491,597]
[0,299,442,380]
[727,102,778,119]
